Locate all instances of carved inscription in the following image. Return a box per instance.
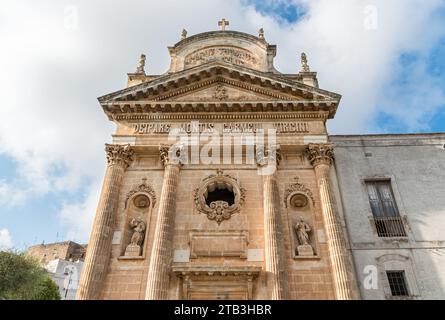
[184,46,259,68]
[133,122,310,134]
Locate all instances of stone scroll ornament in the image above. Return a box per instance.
[194,169,245,225]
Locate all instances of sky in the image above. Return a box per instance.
[0,0,444,251]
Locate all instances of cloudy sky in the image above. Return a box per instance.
[0,0,444,250]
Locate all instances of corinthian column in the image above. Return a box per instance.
[306,143,354,300]
[77,144,134,300]
[257,147,289,300]
[145,145,182,300]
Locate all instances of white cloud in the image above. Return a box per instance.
[0,229,13,251]
[0,0,444,242]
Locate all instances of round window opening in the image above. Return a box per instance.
[204,182,235,206]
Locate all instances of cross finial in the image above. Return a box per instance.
[218,18,229,31]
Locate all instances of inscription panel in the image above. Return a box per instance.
[189,230,249,259]
[184,46,259,69]
[133,121,310,134]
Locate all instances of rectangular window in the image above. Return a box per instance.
[386,270,409,297]
[365,180,407,237]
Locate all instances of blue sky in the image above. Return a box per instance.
[0,0,444,251]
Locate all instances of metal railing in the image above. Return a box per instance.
[373,216,407,237]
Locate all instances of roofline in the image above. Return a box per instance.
[329,132,445,139]
[171,30,270,51]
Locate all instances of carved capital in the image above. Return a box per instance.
[256,145,282,168]
[306,143,334,167]
[105,144,134,169]
[159,144,185,167]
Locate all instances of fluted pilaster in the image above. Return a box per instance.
[145,145,182,300]
[257,146,289,300]
[77,144,133,300]
[307,143,354,300]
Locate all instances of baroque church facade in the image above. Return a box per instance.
[77,22,445,300]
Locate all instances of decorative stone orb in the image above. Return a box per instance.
[290,194,308,208]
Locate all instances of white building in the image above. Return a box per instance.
[46,259,84,300]
[332,133,445,299]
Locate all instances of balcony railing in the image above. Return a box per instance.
[373,216,407,237]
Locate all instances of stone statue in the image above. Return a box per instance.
[136,54,146,74]
[124,217,146,256]
[258,28,264,39]
[129,217,146,246]
[294,218,310,245]
[294,218,314,256]
[301,52,310,72]
[181,28,187,40]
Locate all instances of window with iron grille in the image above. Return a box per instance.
[386,270,409,297]
[365,180,407,237]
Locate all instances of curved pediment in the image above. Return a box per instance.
[168,31,277,73]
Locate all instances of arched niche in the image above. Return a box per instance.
[120,179,156,258]
[285,177,319,259]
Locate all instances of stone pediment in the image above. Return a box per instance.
[165,82,298,102]
[98,61,341,119]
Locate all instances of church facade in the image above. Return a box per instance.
[76,22,445,300]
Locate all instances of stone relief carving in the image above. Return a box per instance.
[284,176,315,207]
[194,169,245,224]
[124,178,156,209]
[293,217,314,256]
[124,217,146,257]
[212,83,228,101]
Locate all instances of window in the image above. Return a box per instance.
[366,180,407,237]
[366,180,399,217]
[386,271,409,297]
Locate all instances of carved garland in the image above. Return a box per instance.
[124,178,157,209]
[194,169,246,224]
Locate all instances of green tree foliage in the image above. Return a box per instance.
[0,251,61,300]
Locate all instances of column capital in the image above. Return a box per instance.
[159,144,185,167]
[256,145,282,168]
[105,144,134,169]
[306,143,334,167]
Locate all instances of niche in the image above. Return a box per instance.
[285,177,319,259]
[120,179,156,258]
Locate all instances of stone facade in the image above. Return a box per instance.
[78,23,444,300]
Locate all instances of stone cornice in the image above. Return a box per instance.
[104,101,337,120]
[112,111,329,121]
[105,143,134,169]
[98,61,340,108]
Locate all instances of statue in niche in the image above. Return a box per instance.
[294,218,314,256]
[125,217,146,257]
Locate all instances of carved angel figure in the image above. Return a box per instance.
[129,217,146,246]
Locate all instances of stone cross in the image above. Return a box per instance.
[218,18,229,31]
